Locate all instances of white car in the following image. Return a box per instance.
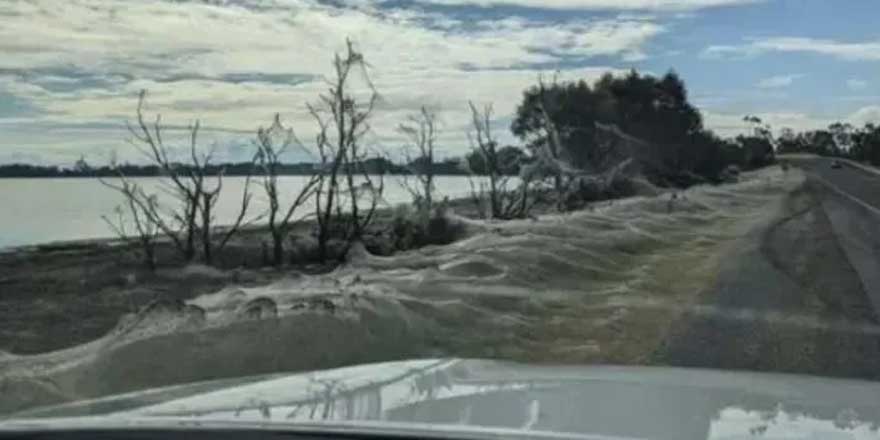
[3,359,880,440]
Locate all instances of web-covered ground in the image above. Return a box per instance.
[0,166,807,414]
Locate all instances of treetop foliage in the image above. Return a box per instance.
[511,70,774,186]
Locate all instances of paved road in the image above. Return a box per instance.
[801,157,880,212]
[656,156,880,380]
[795,158,880,314]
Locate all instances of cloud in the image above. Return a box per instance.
[50,66,627,161]
[703,111,832,137]
[0,0,666,163]
[703,37,880,61]
[848,106,880,126]
[0,1,661,76]
[703,105,880,138]
[0,88,40,117]
[756,74,803,89]
[847,78,868,91]
[690,88,791,108]
[373,0,764,11]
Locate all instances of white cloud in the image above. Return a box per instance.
[847,78,868,91]
[0,0,663,162]
[848,106,880,126]
[756,74,803,89]
[383,0,763,11]
[703,37,880,61]
[0,0,662,76]
[703,111,832,137]
[703,105,880,137]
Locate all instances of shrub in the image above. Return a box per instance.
[561,174,638,210]
[390,201,466,251]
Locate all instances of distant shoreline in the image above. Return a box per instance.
[0,173,478,179]
[0,158,497,178]
[0,190,483,252]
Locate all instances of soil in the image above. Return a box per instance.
[0,197,485,354]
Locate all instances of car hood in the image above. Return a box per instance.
[3,359,880,439]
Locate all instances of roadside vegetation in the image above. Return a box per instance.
[4,43,779,274]
[1,42,783,357]
[774,121,880,165]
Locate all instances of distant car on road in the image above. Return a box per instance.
[831,159,842,169]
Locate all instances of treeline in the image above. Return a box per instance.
[0,157,482,178]
[17,41,782,271]
[776,122,880,165]
[512,71,775,188]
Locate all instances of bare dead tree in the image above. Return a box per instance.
[308,39,382,262]
[117,90,253,265]
[397,106,437,213]
[466,101,532,220]
[221,172,261,255]
[195,166,257,265]
[468,101,502,217]
[309,108,338,263]
[123,91,199,261]
[198,168,221,265]
[342,150,386,251]
[255,114,320,266]
[99,175,160,271]
[341,127,384,247]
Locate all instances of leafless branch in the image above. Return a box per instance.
[255,114,321,265]
[397,106,437,213]
[97,171,160,270]
[309,39,382,262]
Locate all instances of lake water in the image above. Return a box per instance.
[0,176,482,249]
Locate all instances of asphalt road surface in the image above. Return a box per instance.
[656,156,880,380]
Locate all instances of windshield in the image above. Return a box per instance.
[2,0,880,431]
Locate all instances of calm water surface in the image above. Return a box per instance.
[0,176,480,248]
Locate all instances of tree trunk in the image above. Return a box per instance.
[261,240,270,266]
[272,230,284,267]
[202,230,212,265]
[185,191,202,262]
[318,186,333,263]
[554,174,565,212]
[200,194,213,265]
[142,240,156,272]
[489,173,500,218]
[319,165,341,263]
[184,204,197,262]
[317,222,328,263]
[346,164,361,240]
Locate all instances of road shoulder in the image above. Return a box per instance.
[656,173,880,379]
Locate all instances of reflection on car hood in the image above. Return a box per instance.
[3,359,880,439]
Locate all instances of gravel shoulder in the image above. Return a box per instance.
[656,163,880,380]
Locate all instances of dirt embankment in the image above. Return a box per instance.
[0,196,483,355]
[0,240,279,355]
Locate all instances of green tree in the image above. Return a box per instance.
[511,70,708,184]
[512,78,607,169]
[852,124,880,165]
[828,122,854,155]
[776,127,803,154]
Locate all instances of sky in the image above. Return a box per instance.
[1,0,879,165]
